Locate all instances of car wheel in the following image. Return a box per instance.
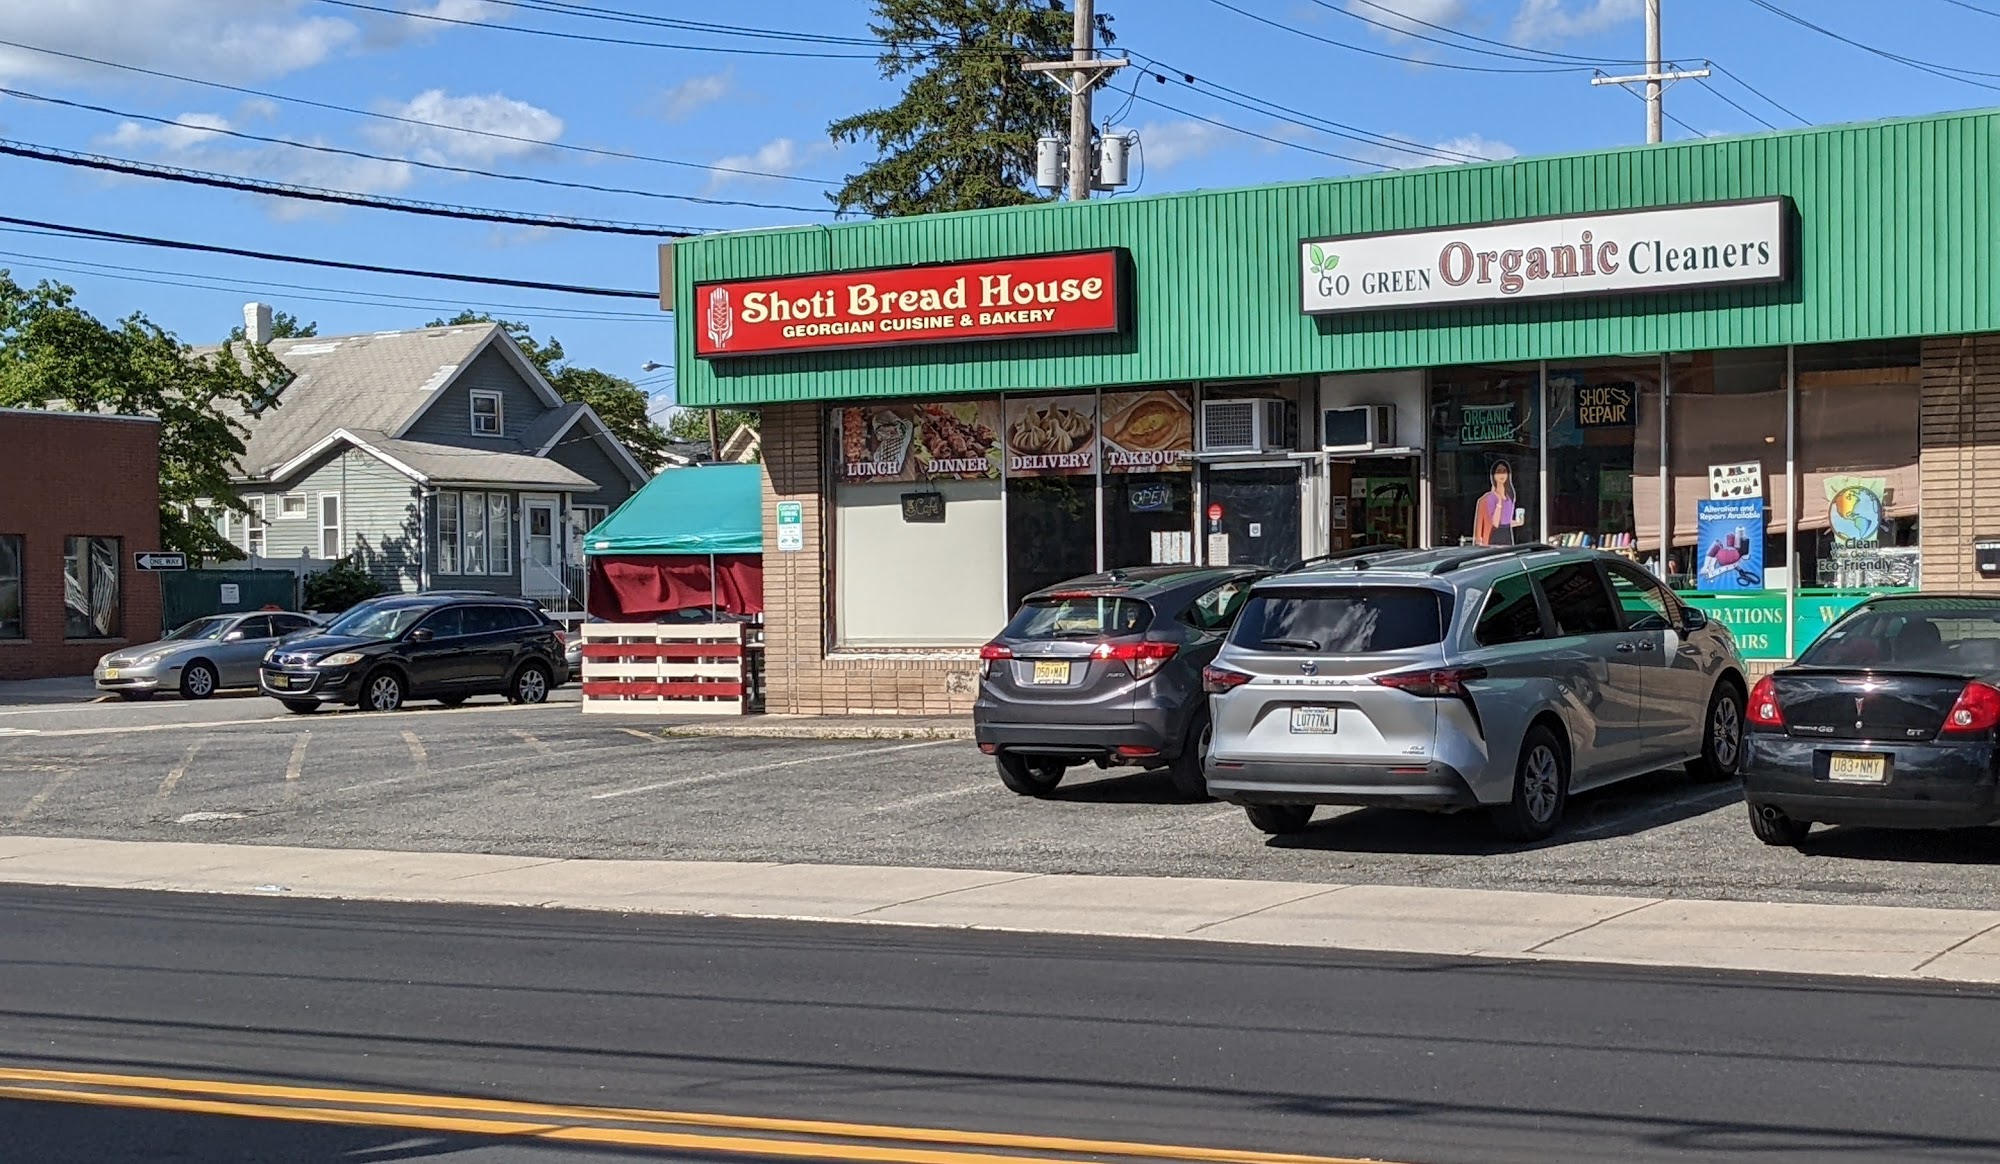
[281,699,321,715]
[1492,724,1569,841]
[1686,682,1745,783]
[116,691,153,702]
[1244,804,1313,835]
[1166,715,1213,802]
[1747,801,1812,848]
[179,661,218,700]
[509,663,551,705]
[996,754,1066,797]
[363,669,405,713]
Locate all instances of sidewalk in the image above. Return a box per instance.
[0,676,104,706]
[4,834,1998,985]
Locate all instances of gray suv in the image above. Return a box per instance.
[1202,545,1747,840]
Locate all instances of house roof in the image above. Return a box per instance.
[271,427,594,490]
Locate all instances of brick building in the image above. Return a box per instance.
[0,410,164,680]
[667,108,2000,714]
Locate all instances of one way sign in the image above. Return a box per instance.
[134,552,188,572]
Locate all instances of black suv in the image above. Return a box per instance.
[261,594,568,713]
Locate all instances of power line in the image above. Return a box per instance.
[0,36,839,188]
[1938,0,2000,17]
[1707,61,1810,126]
[1125,90,1383,169]
[316,0,884,58]
[465,0,888,47]
[0,215,657,299]
[1204,0,1593,74]
[0,86,840,215]
[1743,0,2000,91]
[1306,0,1648,66]
[0,141,699,236]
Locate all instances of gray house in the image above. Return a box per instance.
[214,317,651,604]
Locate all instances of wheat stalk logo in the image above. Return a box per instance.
[706,286,734,349]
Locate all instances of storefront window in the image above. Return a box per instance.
[1430,365,1540,548]
[1102,387,1195,569]
[1546,357,1657,558]
[1204,465,1304,569]
[1003,394,1099,606]
[1660,348,1787,587]
[1796,340,1922,593]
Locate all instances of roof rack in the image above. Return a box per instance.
[1430,543,1556,574]
[1278,544,1406,575]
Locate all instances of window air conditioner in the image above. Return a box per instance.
[1321,404,1396,453]
[1200,398,1292,454]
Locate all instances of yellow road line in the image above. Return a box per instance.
[10,771,75,824]
[616,727,664,744]
[0,1067,1400,1164]
[154,742,199,802]
[401,729,426,768]
[510,729,555,757]
[282,732,310,800]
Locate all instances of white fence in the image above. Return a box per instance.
[578,622,760,716]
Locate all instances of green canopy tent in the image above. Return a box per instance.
[584,463,763,619]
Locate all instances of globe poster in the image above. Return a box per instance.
[1828,478,1886,545]
[1696,498,1766,591]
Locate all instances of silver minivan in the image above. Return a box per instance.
[1202,545,1747,840]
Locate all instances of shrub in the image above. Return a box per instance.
[304,557,381,613]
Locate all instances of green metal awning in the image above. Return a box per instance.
[584,463,763,556]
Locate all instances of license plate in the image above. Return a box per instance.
[267,674,289,689]
[1828,753,1887,783]
[102,668,119,680]
[1032,661,1071,685]
[1290,706,1337,734]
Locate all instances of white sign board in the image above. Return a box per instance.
[1300,199,1787,315]
[1709,462,1764,500]
[775,500,804,552]
[219,583,240,604]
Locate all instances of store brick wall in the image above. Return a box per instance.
[1920,333,2000,592]
[0,411,164,680]
[761,402,980,716]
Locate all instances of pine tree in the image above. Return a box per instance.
[830,0,1111,216]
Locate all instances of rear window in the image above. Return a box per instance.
[1004,595,1154,640]
[1803,602,2000,670]
[1228,587,1452,654]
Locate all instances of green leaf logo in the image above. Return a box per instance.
[1307,245,1340,276]
[1309,244,1326,270]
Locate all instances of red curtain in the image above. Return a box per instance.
[587,554,764,619]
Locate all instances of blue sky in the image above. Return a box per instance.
[0,0,1994,421]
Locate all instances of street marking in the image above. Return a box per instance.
[865,784,991,817]
[590,739,956,801]
[401,730,426,768]
[509,729,555,757]
[0,1066,1393,1164]
[176,811,247,824]
[616,727,662,743]
[282,732,311,801]
[155,743,200,803]
[17,700,575,738]
[10,771,76,824]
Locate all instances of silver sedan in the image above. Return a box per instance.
[95,611,320,700]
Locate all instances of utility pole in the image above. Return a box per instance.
[1590,0,1708,144]
[1022,1,1127,200]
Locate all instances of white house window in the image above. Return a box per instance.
[470,390,503,436]
[318,493,342,559]
[247,498,267,558]
[437,492,461,574]
[487,493,512,574]
[462,490,487,575]
[279,493,307,518]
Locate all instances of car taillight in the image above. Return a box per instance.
[554,630,567,649]
[1374,666,1488,698]
[1746,676,1785,730]
[1202,664,1253,694]
[978,641,1012,678]
[1092,640,1178,680]
[1942,681,2000,736]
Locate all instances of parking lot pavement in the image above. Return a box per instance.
[5,699,2000,910]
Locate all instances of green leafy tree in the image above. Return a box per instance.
[0,273,289,561]
[226,310,318,342]
[830,0,1111,216]
[428,311,670,470]
[665,407,759,458]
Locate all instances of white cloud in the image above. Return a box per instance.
[706,136,832,191]
[0,1,357,85]
[1133,120,1230,169]
[95,108,415,220]
[365,90,565,166]
[103,112,235,154]
[658,70,733,123]
[1428,133,1519,162]
[1510,0,1640,45]
[409,0,507,19]
[1349,0,1469,40]
[1365,131,1518,169]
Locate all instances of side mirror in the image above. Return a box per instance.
[1681,607,1709,632]
[222,630,246,642]
[408,628,435,643]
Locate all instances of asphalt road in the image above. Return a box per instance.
[7,885,2000,1164]
[6,694,2000,908]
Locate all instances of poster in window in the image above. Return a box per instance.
[835,401,1001,483]
[1696,498,1765,591]
[1004,394,1097,477]
[1100,388,1193,473]
[1471,458,1529,546]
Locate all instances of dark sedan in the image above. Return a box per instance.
[1742,595,2000,847]
[972,565,1268,799]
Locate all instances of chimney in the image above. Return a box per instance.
[243,302,274,345]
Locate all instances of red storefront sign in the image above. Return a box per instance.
[694,250,1125,358]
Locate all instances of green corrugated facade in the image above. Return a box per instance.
[674,108,1999,407]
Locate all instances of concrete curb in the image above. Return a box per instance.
[6,835,2000,985]
[659,719,975,741]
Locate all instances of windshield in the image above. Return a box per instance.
[164,617,232,641]
[1003,596,1153,640]
[1802,601,2000,671]
[1228,587,1452,653]
[324,605,429,640]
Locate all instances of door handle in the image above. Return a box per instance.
[1615,642,1636,653]
[1637,640,1656,652]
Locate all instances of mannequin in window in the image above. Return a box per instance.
[1473,459,1526,547]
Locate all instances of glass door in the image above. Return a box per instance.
[1202,464,1304,569]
